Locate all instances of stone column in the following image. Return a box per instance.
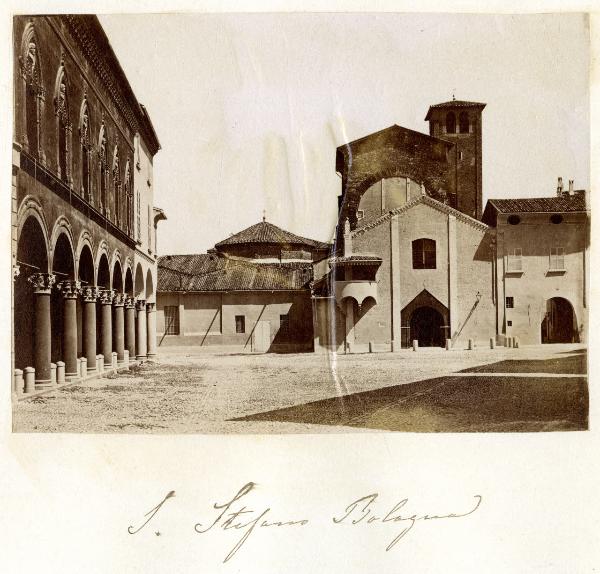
[27,272,56,388]
[99,289,114,366]
[146,302,157,360]
[58,280,82,379]
[136,299,147,360]
[82,286,99,373]
[113,293,126,364]
[125,297,136,361]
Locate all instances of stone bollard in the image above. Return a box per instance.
[24,367,35,394]
[56,361,65,384]
[346,342,352,354]
[468,338,474,350]
[507,337,513,348]
[14,369,24,394]
[80,357,87,378]
[97,354,104,373]
[369,341,375,353]
[112,352,118,369]
[50,363,57,386]
[124,349,129,366]
[514,337,520,349]
[490,337,496,349]
[445,338,452,351]
[412,339,418,352]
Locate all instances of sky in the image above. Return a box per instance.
[99,12,590,255]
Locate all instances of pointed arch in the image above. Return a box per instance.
[79,97,92,199]
[20,21,45,156]
[98,122,108,215]
[54,62,72,183]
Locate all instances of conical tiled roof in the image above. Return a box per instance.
[215,220,329,249]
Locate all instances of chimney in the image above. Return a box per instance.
[557,177,563,196]
[568,180,574,195]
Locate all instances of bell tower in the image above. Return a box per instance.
[425,99,486,220]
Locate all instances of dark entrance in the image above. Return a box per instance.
[541,297,578,343]
[410,306,445,347]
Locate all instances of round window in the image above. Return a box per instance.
[507,215,521,225]
[550,214,563,224]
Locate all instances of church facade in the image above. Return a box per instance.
[157,100,588,354]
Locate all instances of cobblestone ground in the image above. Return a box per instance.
[12,343,587,433]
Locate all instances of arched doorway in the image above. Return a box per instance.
[541,297,579,343]
[51,232,75,363]
[410,306,445,347]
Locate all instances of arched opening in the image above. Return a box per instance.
[112,260,123,293]
[77,245,94,357]
[96,253,110,354]
[445,112,456,134]
[134,264,145,299]
[412,238,436,269]
[124,267,134,297]
[15,215,49,370]
[410,306,445,347]
[541,297,579,344]
[51,232,75,363]
[459,111,469,134]
[145,268,154,303]
[23,36,42,156]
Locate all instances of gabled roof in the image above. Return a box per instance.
[424,100,486,120]
[482,194,588,225]
[157,253,312,292]
[215,220,330,249]
[352,194,489,236]
[336,124,453,153]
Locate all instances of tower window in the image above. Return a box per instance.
[445,112,456,134]
[459,111,469,134]
[412,238,436,269]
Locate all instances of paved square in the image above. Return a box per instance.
[13,344,587,433]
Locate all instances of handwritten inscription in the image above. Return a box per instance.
[128,483,482,563]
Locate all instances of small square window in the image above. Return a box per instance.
[357,210,364,220]
[235,315,245,334]
[506,297,514,309]
[507,320,513,327]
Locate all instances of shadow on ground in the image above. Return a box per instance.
[232,352,588,432]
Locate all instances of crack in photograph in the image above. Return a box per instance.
[10,12,589,434]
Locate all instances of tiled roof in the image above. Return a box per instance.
[215,220,329,249]
[157,254,312,292]
[486,195,587,214]
[424,100,486,120]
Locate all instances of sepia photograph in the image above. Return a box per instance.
[10,12,589,434]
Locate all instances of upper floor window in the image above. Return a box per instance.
[23,37,42,156]
[550,247,565,270]
[445,112,456,134]
[99,126,108,215]
[124,162,133,236]
[507,247,523,272]
[163,306,180,335]
[55,74,70,182]
[459,111,469,134]
[412,238,436,269]
[113,149,121,226]
[80,101,91,199]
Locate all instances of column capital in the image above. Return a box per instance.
[125,296,137,309]
[81,285,101,303]
[12,264,20,280]
[99,288,115,305]
[136,299,146,311]
[58,279,82,299]
[146,302,155,312]
[113,292,126,307]
[28,272,56,294]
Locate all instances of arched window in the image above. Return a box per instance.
[124,162,132,236]
[80,100,91,199]
[445,112,456,134]
[99,125,108,215]
[22,32,43,156]
[113,148,121,226]
[459,111,469,134]
[55,69,71,183]
[412,238,436,269]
